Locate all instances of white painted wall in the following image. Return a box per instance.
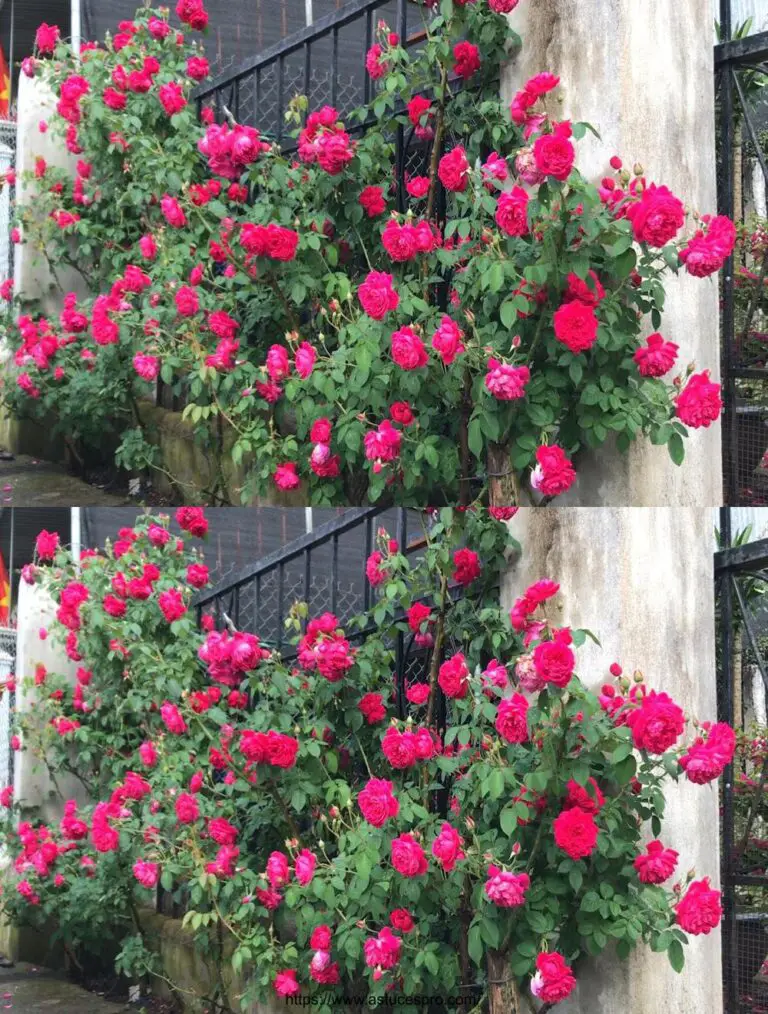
[503,507,722,1014]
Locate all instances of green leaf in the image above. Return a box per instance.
[668,939,685,973]
[668,432,685,466]
[468,924,483,966]
[500,807,518,837]
[500,301,518,330]
[468,418,483,459]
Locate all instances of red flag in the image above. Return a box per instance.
[0,46,9,120]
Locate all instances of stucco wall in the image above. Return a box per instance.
[502,507,721,1014]
[503,0,721,506]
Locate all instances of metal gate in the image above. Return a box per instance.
[716,510,768,1012]
[716,1,768,506]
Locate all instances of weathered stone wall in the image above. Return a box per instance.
[503,0,721,505]
[503,507,721,1014]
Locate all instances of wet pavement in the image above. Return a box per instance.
[0,962,127,1012]
[0,456,128,506]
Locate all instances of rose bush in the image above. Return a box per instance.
[0,0,733,504]
[0,507,734,1012]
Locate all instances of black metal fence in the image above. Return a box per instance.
[192,0,413,147]
[716,1,768,506]
[717,510,768,1013]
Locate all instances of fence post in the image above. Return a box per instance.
[502,507,722,1013]
[502,2,721,506]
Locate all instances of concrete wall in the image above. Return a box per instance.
[503,0,721,506]
[13,580,89,823]
[503,507,721,1014]
[13,73,90,315]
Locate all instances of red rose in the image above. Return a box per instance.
[452,548,480,586]
[675,370,722,429]
[495,693,529,744]
[391,833,428,877]
[495,186,529,236]
[565,270,604,305]
[432,315,465,365]
[390,401,415,426]
[533,130,575,181]
[431,822,465,872]
[391,326,428,370]
[634,332,679,377]
[359,271,399,320]
[634,840,678,884]
[35,529,60,561]
[679,722,735,784]
[453,41,480,80]
[438,146,469,192]
[628,183,685,247]
[390,909,415,933]
[175,792,199,824]
[359,185,387,217]
[553,806,598,860]
[679,215,736,277]
[626,690,685,754]
[358,692,387,725]
[675,878,722,935]
[35,23,60,55]
[438,653,470,699]
[532,445,576,497]
[533,637,575,688]
[553,300,598,354]
[531,952,576,1004]
[175,506,208,537]
[381,727,418,768]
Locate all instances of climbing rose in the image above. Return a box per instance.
[139,741,158,767]
[358,692,387,725]
[160,195,187,229]
[364,421,402,465]
[634,333,679,377]
[364,927,402,970]
[565,777,604,814]
[273,971,300,997]
[186,56,210,80]
[553,806,599,860]
[485,866,530,906]
[438,146,469,192]
[553,300,599,354]
[159,82,186,116]
[431,823,465,872]
[365,43,388,80]
[438,653,470,699]
[626,690,685,754]
[390,909,415,933]
[453,41,480,79]
[679,722,736,784]
[158,588,186,622]
[133,861,159,889]
[381,727,418,769]
[294,849,317,885]
[533,129,575,181]
[675,878,722,935]
[675,371,722,428]
[489,0,520,9]
[133,353,160,381]
[391,833,428,877]
[495,187,529,236]
[533,636,575,688]
[634,840,679,884]
[495,693,529,744]
[35,23,60,54]
[365,551,388,586]
[679,215,736,277]
[391,326,428,369]
[35,530,60,561]
[359,185,386,217]
[565,270,605,305]
[453,548,481,586]
[359,271,399,320]
[485,359,530,399]
[295,342,317,378]
[175,793,199,824]
[532,445,576,497]
[274,463,300,490]
[160,701,187,735]
[432,316,465,365]
[266,851,291,887]
[628,183,685,247]
[176,0,209,31]
[208,818,238,845]
[176,506,208,537]
[531,952,576,1004]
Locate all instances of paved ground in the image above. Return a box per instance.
[0,963,127,1012]
[0,456,128,506]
